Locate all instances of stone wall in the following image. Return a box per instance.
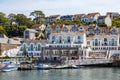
[0,43,18,52]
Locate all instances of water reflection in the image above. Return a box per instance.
[0,68,120,80]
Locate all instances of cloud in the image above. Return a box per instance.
[0,0,120,16]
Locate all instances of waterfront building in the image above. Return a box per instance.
[19,24,120,61]
[17,40,47,59]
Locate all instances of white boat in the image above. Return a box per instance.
[51,64,78,69]
[0,63,7,71]
[1,62,19,72]
[37,63,51,70]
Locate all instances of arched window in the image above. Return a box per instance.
[52,36,56,43]
[78,36,81,43]
[67,36,71,43]
[37,44,41,51]
[30,43,34,51]
[95,39,98,46]
[111,38,115,46]
[59,36,62,43]
[21,43,27,51]
[104,38,107,45]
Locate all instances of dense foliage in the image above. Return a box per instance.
[0,10,44,37]
[112,17,120,28]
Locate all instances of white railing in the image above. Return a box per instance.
[64,59,111,65]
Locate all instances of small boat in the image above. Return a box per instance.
[37,63,51,70]
[62,64,79,69]
[1,64,18,72]
[1,62,19,72]
[51,64,79,69]
[0,63,7,71]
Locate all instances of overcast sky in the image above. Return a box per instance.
[0,0,120,17]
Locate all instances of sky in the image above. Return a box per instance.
[0,0,120,17]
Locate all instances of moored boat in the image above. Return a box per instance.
[37,63,52,70]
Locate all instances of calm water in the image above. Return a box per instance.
[0,68,120,80]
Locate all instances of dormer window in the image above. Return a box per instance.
[63,26,68,32]
[95,28,100,34]
[111,28,117,34]
[79,27,84,31]
[55,26,60,32]
[88,28,94,35]
[71,25,78,32]
[46,26,51,32]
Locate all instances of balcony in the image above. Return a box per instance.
[92,46,117,51]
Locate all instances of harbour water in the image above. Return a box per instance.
[0,67,120,80]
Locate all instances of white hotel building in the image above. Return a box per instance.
[18,25,120,61]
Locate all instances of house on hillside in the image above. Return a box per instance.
[60,15,73,20]
[45,15,60,23]
[106,12,119,18]
[97,15,112,26]
[81,12,100,23]
[73,14,85,20]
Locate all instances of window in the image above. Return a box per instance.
[52,36,56,43]
[67,36,71,43]
[71,25,78,32]
[63,26,68,32]
[55,26,60,32]
[21,43,27,51]
[78,36,81,43]
[59,36,62,43]
[30,43,34,51]
[104,38,107,42]
[95,28,100,34]
[111,38,115,46]
[87,41,90,45]
[79,27,83,31]
[37,44,41,51]
[95,39,98,46]
[111,28,117,34]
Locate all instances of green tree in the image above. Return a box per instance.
[63,20,73,25]
[0,12,8,25]
[16,14,28,26]
[30,10,45,24]
[22,49,27,57]
[8,13,17,25]
[0,26,7,35]
[112,17,120,28]
[35,32,39,38]
[72,19,81,24]
[99,23,107,27]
